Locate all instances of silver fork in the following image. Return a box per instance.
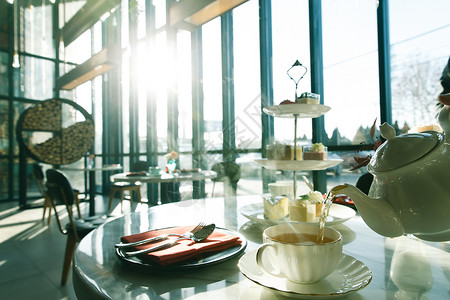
[115,222,205,248]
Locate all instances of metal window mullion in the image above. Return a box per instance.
[146,0,159,204]
[221,12,235,162]
[101,12,122,193]
[128,1,140,166]
[259,0,275,192]
[309,0,326,193]
[192,28,206,198]
[377,0,392,125]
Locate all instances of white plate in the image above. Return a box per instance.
[240,203,355,226]
[263,103,331,118]
[254,159,343,171]
[238,250,372,299]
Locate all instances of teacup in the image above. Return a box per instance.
[148,166,161,175]
[256,223,343,284]
[268,182,294,199]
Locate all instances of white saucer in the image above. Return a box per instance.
[238,250,372,299]
[240,203,355,226]
[254,159,343,171]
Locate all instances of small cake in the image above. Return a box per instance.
[300,190,324,217]
[289,199,316,222]
[296,92,320,104]
[303,143,327,160]
[267,142,302,160]
[279,99,296,105]
[264,195,289,220]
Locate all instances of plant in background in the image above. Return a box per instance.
[165,151,178,174]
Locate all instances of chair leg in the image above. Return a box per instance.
[74,191,82,218]
[43,194,52,225]
[120,190,125,212]
[108,188,116,211]
[61,235,77,285]
[137,187,142,204]
[211,182,216,197]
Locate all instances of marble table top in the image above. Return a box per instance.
[73,195,450,299]
[110,170,217,183]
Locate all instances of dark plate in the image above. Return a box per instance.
[115,227,247,271]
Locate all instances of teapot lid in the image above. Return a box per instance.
[369,123,442,172]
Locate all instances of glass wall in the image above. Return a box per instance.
[3,0,450,204]
[322,0,379,146]
[389,0,450,131]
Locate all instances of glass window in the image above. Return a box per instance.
[322,0,379,146]
[202,18,223,151]
[233,0,261,150]
[23,2,54,58]
[14,56,54,100]
[65,30,92,65]
[177,30,193,153]
[154,31,168,153]
[272,0,311,145]
[0,100,8,158]
[0,52,8,96]
[137,38,150,153]
[0,157,8,201]
[59,0,86,28]
[390,0,450,131]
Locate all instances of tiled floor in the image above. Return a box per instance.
[0,195,141,300]
[0,181,233,300]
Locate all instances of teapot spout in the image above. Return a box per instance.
[333,184,404,238]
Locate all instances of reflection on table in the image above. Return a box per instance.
[61,164,122,216]
[110,170,217,204]
[73,195,450,299]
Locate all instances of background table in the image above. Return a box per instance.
[61,164,122,216]
[110,170,217,204]
[73,195,450,299]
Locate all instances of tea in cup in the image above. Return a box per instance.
[256,223,343,283]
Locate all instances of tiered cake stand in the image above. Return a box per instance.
[255,60,343,198]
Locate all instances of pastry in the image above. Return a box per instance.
[300,190,324,217]
[267,142,302,160]
[296,92,320,104]
[264,195,289,220]
[289,199,316,222]
[303,143,327,160]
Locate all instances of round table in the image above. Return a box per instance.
[73,195,450,299]
[110,170,217,204]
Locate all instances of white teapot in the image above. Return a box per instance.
[335,105,450,242]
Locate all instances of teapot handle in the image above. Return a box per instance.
[438,105,450,140]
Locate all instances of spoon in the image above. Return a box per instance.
[123,223,216,256]
[115,222,205,248]
[302,175,314,192]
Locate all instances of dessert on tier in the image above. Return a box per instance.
[267,142,302,160]
[263,195,289,220]
[303,143,327,160]
[296,92,320,104]
[278,92,320,105]
[289,190,325,222]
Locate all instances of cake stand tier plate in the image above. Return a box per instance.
[263,103,331,118]
[254,159,343,171]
